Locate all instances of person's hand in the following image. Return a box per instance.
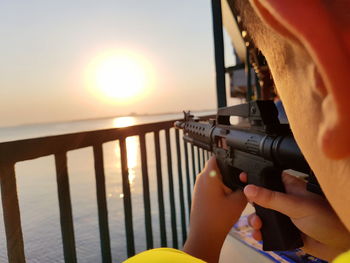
[241,172,350,261]
[183,157,247,263]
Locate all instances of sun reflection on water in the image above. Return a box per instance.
[126,136,138,185]
[126,137,139,185]
[108,117,140,198]
[112,116,136,128]
[113,135,139,198]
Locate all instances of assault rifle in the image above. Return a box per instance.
[175,100,322,251]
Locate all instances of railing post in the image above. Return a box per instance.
[191,145,197,184]
[175,129,187,245]
[197,147,201,174]
[0,163,26,263]
[202,149,206,169]
[93,144,112,263]
[139,134,153,249]
[55,152,77,263]
[212,0,227,108]
[183,141,192,216]
[165,129,178,249]
[119,138,135,257]
[154,131,167,247]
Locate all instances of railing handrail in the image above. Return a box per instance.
[0,118,181,164]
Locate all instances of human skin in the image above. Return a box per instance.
[183,157,247,263]
[229,0,350,260]
[185,1,350,262]
[233,0,350,231]
[241,172,350,261]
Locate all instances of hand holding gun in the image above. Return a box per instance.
[175,100,323,251]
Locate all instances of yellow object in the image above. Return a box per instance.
[333,250,350,263]
[123,248,206,263]
[124,248,350,263]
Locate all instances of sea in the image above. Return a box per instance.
[0,111,214,263]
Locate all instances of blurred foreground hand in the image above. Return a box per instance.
[183,157,247,263]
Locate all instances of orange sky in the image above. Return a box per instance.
[0,1,236,127]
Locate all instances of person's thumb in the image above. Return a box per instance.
[243,184,308,219]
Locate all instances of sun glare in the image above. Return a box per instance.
[112,116,136,128]
[86,50,154,103]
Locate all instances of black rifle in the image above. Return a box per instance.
[175,100,322,251]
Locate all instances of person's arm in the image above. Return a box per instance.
[183,157,247,263]
[124,157,246,263]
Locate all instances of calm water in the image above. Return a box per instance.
[0,112,213,263]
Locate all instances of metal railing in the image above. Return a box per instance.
[0,117,213,263]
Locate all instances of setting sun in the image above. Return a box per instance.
[86,49,154,103]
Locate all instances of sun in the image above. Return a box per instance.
[95,53,145,99]
[86,49,154,103]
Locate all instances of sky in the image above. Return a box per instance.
[0,0,235,127]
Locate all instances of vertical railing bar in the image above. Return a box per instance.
[119,138,135,257]
[196,147,201,174]
[93,144,112,263]
[212,0,227,107]
[201,149,204,169]
[165,129,178,249]
[139,133,154,249]
[202,149,206,169]
[191,145,196,185]
[55,152,77,263]
[175,129,187,245]
[0,163,26,263]
[183,141,192,217]
[154,131,167,247]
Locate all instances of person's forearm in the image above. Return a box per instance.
[183,232,227,263]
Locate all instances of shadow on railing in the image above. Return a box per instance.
[0,116,214,263]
